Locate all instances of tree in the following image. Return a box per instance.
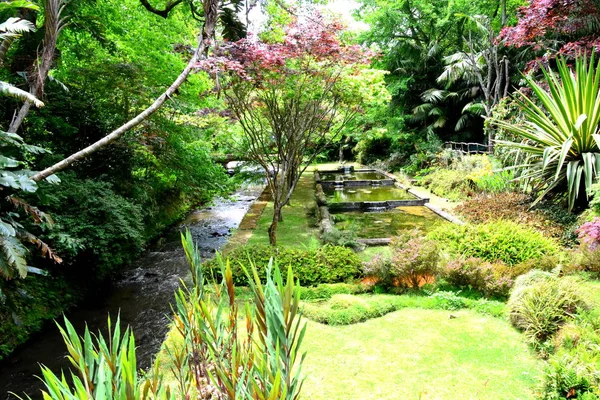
[29,0,223,182]
[500,0,600,62]
[7,0,66,133]
[215,14,384,245]
[436,15,511,148]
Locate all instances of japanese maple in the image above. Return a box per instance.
[197,13,384,245]
[500,0,600,59]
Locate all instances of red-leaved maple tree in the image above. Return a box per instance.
[197,13,379,245]
[500,0,600,61]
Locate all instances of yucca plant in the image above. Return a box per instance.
[492,55,600,210]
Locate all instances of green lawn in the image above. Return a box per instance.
[247,173,320,248]
[301,308,541,400]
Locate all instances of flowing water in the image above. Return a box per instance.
[0,183,264,399]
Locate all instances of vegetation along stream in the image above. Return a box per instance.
[0,183,263,399]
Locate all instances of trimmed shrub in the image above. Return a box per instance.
[508,274,589,344]
[428,220,559,265]
[299,283,369,301]
[212,244,362,286]
[443,257,513,298]
[301,294,397,325]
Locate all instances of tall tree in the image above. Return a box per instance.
[30,0,223,182]
[215,14,385,245]
[7,0,66,133]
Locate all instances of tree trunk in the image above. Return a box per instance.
[268,205,281,246]
[31,0,219,182]
[9,0,64,133]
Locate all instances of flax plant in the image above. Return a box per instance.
[493,55,600,210]
[21,230,306,399]
[168,230,306,399]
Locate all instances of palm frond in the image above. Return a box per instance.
[0,17,35,40]
[0,81,44,107]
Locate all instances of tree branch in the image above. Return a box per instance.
[32,0,219,182]
[139,0,184,18]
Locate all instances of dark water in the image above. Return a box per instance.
[324,185,417,203]
[0,183,263,399]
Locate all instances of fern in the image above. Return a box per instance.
[0,236,28,278]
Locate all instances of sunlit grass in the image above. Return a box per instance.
[301,309,541,400]
[247,173,319,248]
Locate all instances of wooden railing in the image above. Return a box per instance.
[443,141,492,155]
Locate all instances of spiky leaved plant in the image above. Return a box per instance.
[168,230,307,399]
[492,55,600,210]
[13,314,175,400]
[20,230,306,399]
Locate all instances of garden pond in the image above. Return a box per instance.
[331,206,444,239]
[323,185,417,203]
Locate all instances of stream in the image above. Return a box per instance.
[0,182,264,399]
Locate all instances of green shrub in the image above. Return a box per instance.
[508,275,589,345]
[428,220,559,265]
[443,257,513,298]
[321,228,363,250]
[37,174,145,279]
[301,294,397,325]
[300,292,506,325]
[540,354,600,400]
[299,283,369,301]
[429,291,467,310]
[212,244,362,286]
[418,168,471,201]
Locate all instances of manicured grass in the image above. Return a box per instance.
[301,309,541,400]
[247,173,320,248]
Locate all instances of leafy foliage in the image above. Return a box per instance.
[493,55,600,210]
[443,257,513,298]
[428,220,559,265]
[210,244,363,287]
[500,0,600,61]
[508,273,588,345]
[363,230,440,289]
[35,174,145,278]
[456,192,571,240]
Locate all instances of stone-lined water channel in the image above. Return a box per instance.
[0,183,264,399]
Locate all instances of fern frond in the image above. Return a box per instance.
[0,236,28,278]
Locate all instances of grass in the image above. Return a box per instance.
[247,173,320,248]
[301,308,542,400]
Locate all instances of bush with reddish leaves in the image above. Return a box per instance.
[362,230,440,289]
[456,192,569,241]
[443,257,513,299]
[576,218,600,251]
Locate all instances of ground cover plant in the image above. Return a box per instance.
[456,192,576,242]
